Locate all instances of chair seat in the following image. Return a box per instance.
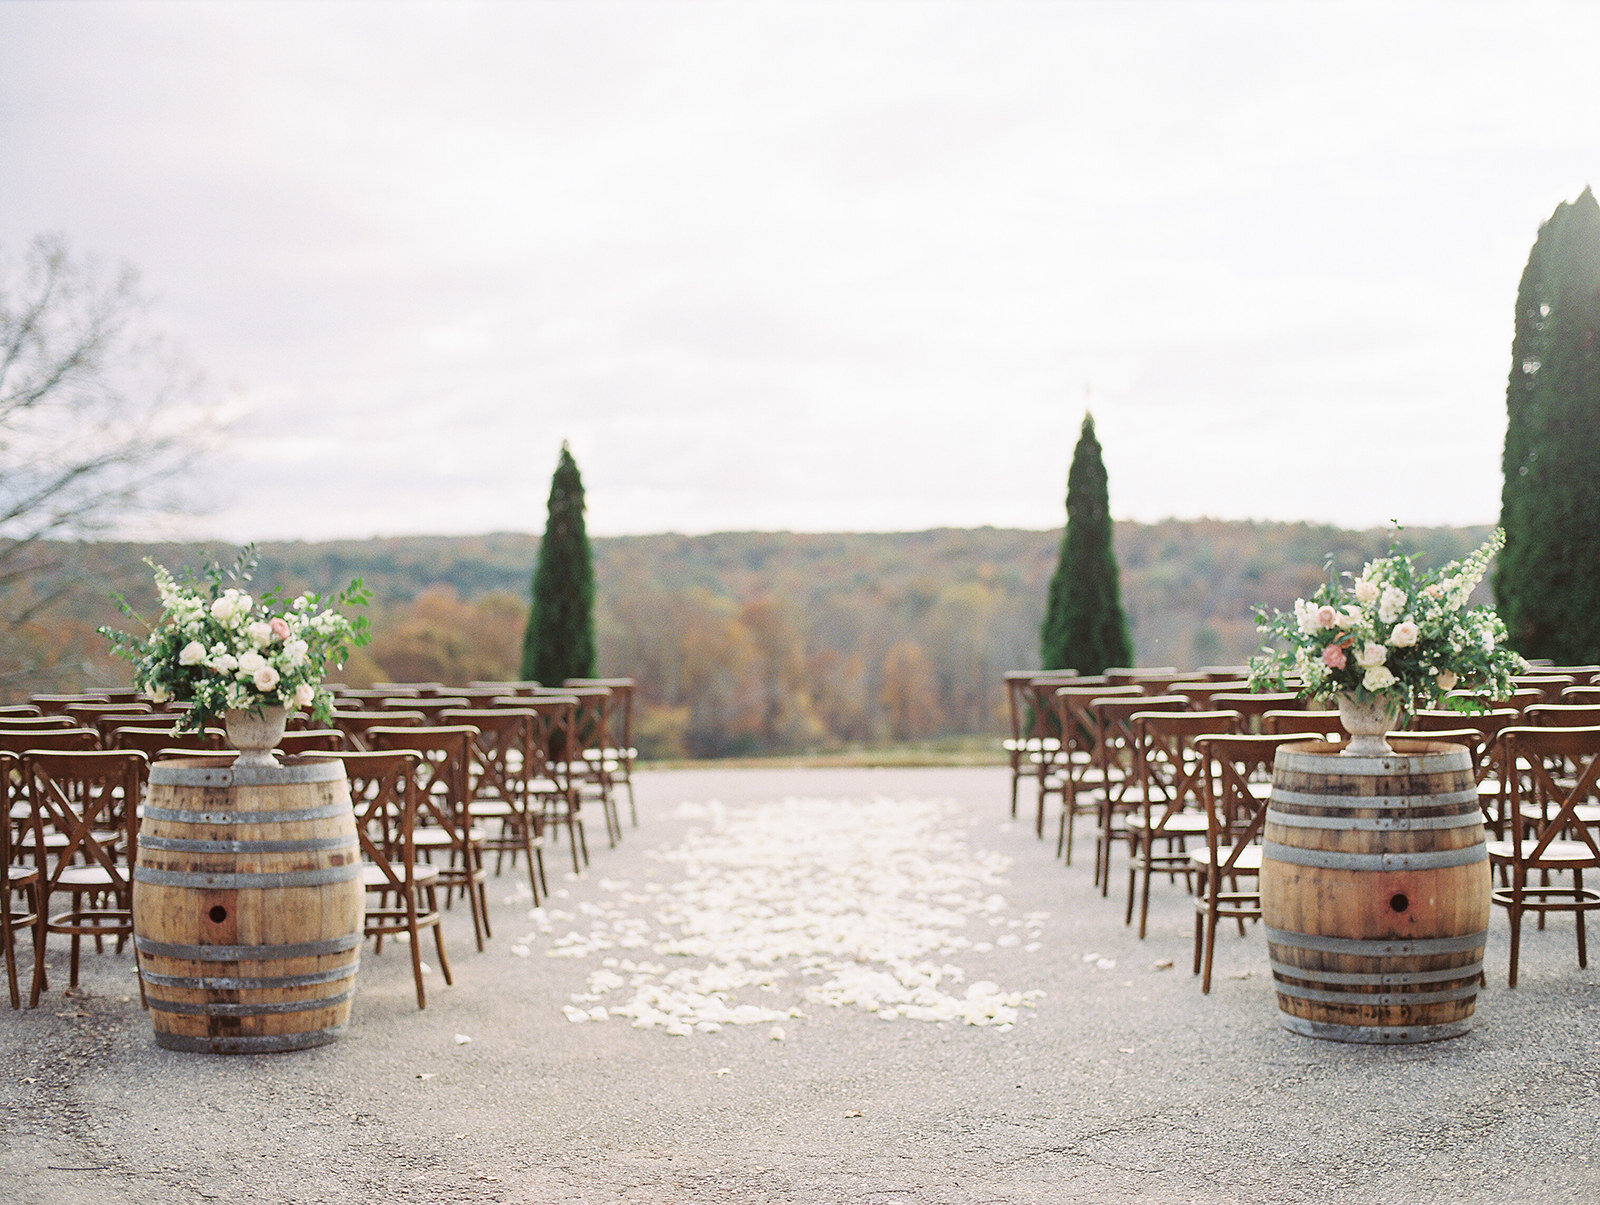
[414,826,487,848]
[57,864,129,889]
[468,800,517,819]
[1126,813,1208,837]
[1190,845,1263,873]
[363,862,440,889]
[1486,838,1600,868]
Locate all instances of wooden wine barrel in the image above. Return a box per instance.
[1260,739,1489,1044]
[134,756,362,1054]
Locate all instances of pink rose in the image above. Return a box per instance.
[1322,644,1347,669]
[270,617,291,639]
[1315,605,1338,629]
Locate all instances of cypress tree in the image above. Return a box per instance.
[521,442,597,683]
[1040,413,1133,673]
[1495,187,1600,662]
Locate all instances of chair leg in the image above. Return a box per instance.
[1507,868,1524,988]
[1576,870,1587,969]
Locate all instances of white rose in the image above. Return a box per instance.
[210,595,237,622]
[1389,621,1420,648]
[178,640,207,666]
[1364,665,1397,691]
[1378,586,1408,625]
[294,682,316,709]
[283,639,309,667]
[1354,579,1379,605]
[237,651,267,676]
[208,653,239,674]
[1356,642,1388,669]
[246,621,274,647]
[252,664,280,691]
[1338,607,1365,630]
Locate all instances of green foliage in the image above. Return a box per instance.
[521,443,597,684]
[1496,188,1600,662]
[1040,414,1133,673]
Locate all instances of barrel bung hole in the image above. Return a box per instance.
[207,904,228,924]
[1389,893,1410,914]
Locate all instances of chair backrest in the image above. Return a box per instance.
[21,750,146,889]
[110,725,226,757]
[555,687,613,762]
[332,709,427,751]
[1448,687,1541,714]
[1560,686,1600,705]
[439,709,533,803]
[63,702,152,727]
[1514,675,1578,704]
[1132,710,1242,814]
[1210,692,1305,729]
[0,728,100,754]
[367,726,478,832]
[1170,681,1249,709]
[1501,725,1600,862]
[276,729,346,754]
[1193,734,1302,869]
[518,696,579,790]
[1052,684,1141,757]
[1411,708,1519,740]
[1261,710,1345,737]
[1090,696,1188,786]
[381,697,470,722]
[1524,703,1600,728]
[0,715,78,730]
[564,679,636,751]
[28,693,109,715]
[340,749,424,884]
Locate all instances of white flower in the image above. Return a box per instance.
[293,682,316,709]
[178,640,207,666]
[1378,586,1408,625]
[1338,607,1365,630]
[1364,665,1397,691]
[208,652,239,674]
[210,594,238,622]
[246,620,274,647]
[1481,629,1495,652]
[148,684,170,704]
[237,651,267,676]
[1294,599,1319,636]
[1389,621,1420,648]
[1437,670,1458,691]
[252,665,280,691]
[283,639,309,667]
[1354,579,1379,605]
[1356,642,1387,669]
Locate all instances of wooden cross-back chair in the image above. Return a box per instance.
[1087,694,1188,893]
[366,725,491,951]
[439,708,548,904]
[1261,710,1345,739]
[340,750,452,1009]
[331,709,426,752]
[0,715,78,731]
[110,725,227,758]
[1208,692,1305,733]
[1412,708,1520,838]
[20,749,147,1004]
[1488,725,1600,986]
[548,687,621,847]
[1124,710,1242,938]
[1191,734,1301,993]
[520,696,588,875]
[0,751,42,1008]
[1047,682,1136,860]
[564,678,640,829]
[1002,671,1050,823]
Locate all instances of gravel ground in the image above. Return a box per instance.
[2,764,1597,1204]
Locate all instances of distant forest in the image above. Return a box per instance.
[13,521,1493,758]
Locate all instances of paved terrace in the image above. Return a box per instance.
[2,765,1596,1204]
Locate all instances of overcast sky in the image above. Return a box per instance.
[3,1,1596,541]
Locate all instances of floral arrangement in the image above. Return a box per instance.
[1247,529,1524,718]
[100,546,371,733]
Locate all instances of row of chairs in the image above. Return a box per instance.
[1003,666,1600,991]
[0,676,641,1012]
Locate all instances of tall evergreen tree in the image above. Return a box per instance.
[1040,413,1133,673]
[1495,187,1600,663]
[521,442,597,683]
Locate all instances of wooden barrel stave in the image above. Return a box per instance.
[1261,740,1489,1044]
[134,757,362,1054]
